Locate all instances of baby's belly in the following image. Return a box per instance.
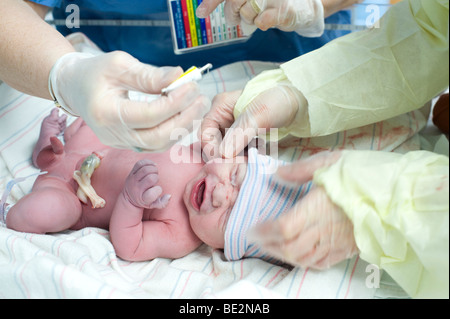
[74,148,193,229]
[76,149,144,228]
[75,149,179,228]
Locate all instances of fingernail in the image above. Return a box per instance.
[150,194,171,209]
[160,66,183,81]
[274,166,305,188]
[202,134,213,142]
[162,194,172,205]
[219,142,234,159]
[276,165,292,178]
[196,5,207,18]
[273,169,301,188]
[247,227,264,245]
[169,82,199,101]
[248,222,283,245]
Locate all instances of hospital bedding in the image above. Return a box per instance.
[1,35,444,299]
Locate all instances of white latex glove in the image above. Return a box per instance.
[248,151,359,269]
[49,51,210,152]
[199,90,241,161]
[197,0,325,37]
[200,85,307,159]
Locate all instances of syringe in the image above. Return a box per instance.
[161,63,213,95]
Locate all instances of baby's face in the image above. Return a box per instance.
[183,157,248,249]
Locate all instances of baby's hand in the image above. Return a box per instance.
[123,160,171,209]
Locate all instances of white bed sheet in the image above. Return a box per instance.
[2,35,443,298]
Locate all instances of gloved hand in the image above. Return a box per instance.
[200,84,308,159]
[199,90,242,161]
[49,51,210,152]
[248,151,359,269]
[197,0,325,37]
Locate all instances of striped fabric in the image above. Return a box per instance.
[225,148,313,262]
[1,36,425,297]
[0,85,57,203]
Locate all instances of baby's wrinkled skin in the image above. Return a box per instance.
[183,158,247,249]
[5,109,247,262]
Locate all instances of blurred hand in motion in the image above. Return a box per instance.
[248,151,359,270]
[50,51,210,152]
[197,0,324,36]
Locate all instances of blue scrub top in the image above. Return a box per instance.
[32,0,350,69]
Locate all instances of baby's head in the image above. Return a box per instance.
[184,148,304,263]
[183,157,248,249]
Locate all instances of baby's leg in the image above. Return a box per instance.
[6,182,82,234]
[32,109,67,167]
[63,117,85,142]
[109,160,172,261]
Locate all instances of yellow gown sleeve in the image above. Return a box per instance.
[234,0,449,138]
[313,150,449,298]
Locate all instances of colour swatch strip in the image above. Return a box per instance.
[169,0,247,53]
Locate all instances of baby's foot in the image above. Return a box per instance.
[123,160,171,209]
[32,109,67,167]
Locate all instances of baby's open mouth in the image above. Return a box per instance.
[191,178,206,210]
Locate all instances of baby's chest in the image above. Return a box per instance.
[89,152,142,186]
[142,198,190,224]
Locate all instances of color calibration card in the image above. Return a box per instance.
[168,0,249,54]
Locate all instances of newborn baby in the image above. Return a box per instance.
[186,147,313,263]
[3,109,310,262]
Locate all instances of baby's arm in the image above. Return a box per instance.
[109,160,201,261]
[63,117,85,142]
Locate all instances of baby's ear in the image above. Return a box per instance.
[35,137,65,169]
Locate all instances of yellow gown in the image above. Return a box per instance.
[234,0,449,298]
